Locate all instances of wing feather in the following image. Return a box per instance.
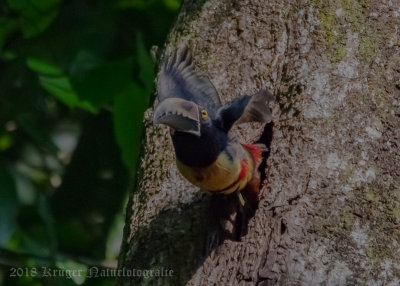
[215,89,274,132]
[236,89,274,124]
[156,48,222,117]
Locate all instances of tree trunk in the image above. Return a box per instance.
[117,0,400,285]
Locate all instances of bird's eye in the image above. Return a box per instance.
[201,110,208,118]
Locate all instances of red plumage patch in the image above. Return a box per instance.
[239,160,248,180]
[242,144,263,166]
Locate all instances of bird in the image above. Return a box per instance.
[153,47,273,214]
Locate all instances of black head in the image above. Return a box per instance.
[153,97,228,167]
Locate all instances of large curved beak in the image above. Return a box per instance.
[153,98,201,137]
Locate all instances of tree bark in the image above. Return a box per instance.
[117,0,400,285]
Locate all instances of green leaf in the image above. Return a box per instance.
[27,57,98,112]
[27,57,63,76]
[39,75,97,112]
[37,194,57,261]
[69,50,103,75]
[56,260,87,285]
[12,170,36,205]
[70,57,134,109]
[111,36,154,170]
[0,134,13,151]
[113,84,149,170]
[117,0,155,10]
[105,197,127,260]
[8,0,62,38]
[0,163,19,247]
[163,0,181,10]
[136,33,155,93]
[39,76,77,107]
[0,17,18,51]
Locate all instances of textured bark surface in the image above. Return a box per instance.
[118,0,400,285]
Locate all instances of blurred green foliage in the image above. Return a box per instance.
[0,0,181,285]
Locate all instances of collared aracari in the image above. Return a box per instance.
[153,48,273,211]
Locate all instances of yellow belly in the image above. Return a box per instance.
[176,145,254,194]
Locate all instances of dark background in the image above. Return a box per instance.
[0,0,181,285]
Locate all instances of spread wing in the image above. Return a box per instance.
[216,89,274,132]
[156,48,222,117]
